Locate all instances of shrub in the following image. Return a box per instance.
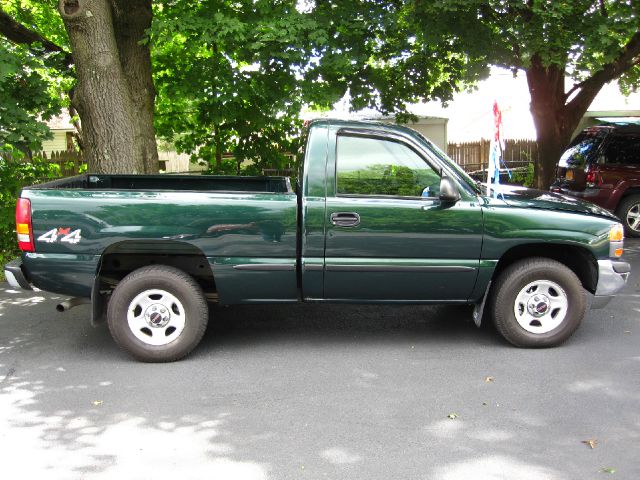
[510,162,535,188]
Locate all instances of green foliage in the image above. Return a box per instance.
[1,0,69,50]
[0,1,70,157]
[0,156,60,274]
[0,41,63,155]
[407,1,640,97]
[151,0,477,174]
[306,0,485,114]
[510,163,535,188]
[152,1,311,174]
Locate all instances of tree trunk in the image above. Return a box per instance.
[526,59,568,189]
[526,54,617,190]
[58,0,156,174]
[214,126,223,170]
[112,0,159,173]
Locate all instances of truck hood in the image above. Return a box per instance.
[485,184,618,221]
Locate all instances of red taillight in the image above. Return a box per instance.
[585,167,601,187]
[16,198,35,252]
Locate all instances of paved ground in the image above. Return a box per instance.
[1,243,640,479]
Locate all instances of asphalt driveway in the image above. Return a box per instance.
[1,242,639,479]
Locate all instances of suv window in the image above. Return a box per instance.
[604,133,640,165]
[559,133,604,168]
[336,135,440,197]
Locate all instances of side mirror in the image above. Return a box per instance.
[439,176,461,203]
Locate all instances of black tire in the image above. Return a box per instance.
[490,258,586,348]
[107,265,209,362]
[615,195,640,238]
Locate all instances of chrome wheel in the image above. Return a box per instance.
[513,280,568,334]
[626,203,640,232]
[127,289,186,346]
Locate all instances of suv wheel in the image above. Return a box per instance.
[616,195,640,238]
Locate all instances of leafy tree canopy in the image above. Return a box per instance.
[152,0,475,173]
[152,0,314,173]
[0,0,71,157]
[403,0,640,187]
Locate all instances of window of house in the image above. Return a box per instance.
[336,135,440,197]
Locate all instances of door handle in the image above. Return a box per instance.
[330,212,361,227]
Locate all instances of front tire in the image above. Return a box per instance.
[107,265,209,362]
[615,195,640,238]
[490,258,586,348]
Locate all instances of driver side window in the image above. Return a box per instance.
[336,135,440,197]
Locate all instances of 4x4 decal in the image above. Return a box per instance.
[37,227,82,244]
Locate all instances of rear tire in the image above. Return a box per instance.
[615,195,640,238]
[107,265,209,362]
[490,258,585,348]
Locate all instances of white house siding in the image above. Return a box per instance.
[40,129,72,156]
[404,118,448,152]
[158,150,207,173]
[378,117,449,151]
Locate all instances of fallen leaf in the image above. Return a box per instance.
[581,439,598,449]
[600,467,616,474]
[447,413,458,419]
[485,376,495,383]
[92,400,103,406]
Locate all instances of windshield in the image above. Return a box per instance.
[559,132,605,168]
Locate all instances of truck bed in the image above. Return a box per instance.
[29,174,293,193]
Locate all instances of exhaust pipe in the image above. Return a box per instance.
[56,297,90,312]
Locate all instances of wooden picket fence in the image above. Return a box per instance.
[447,139,538,174]
[40,150,85,176]
[0,150,84,177]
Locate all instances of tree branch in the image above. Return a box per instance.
[0,7,72,67]
[567,30,640,117]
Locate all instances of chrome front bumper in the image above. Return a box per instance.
[591,259,630,309]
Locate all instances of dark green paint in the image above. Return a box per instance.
[23,253,99,297]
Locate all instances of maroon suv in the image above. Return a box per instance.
[551,124,640,237]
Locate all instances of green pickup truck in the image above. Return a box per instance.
[4,120,631,362]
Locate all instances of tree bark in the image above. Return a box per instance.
[214,126,223,170]
[58,0,143,173]
[58,0,158,174]
[112,0,159,173]
[526,58,575,189]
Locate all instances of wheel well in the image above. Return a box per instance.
[97,241,216,296]
[617,188,640,210]
[492,244,598,294]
